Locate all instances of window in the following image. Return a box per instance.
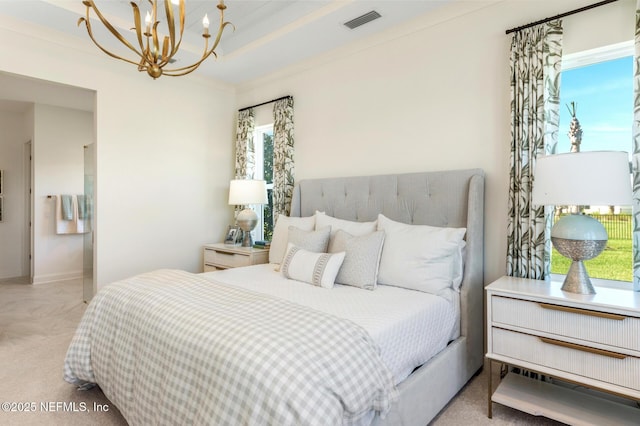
[252,124,274,242]
[552,42,633,283]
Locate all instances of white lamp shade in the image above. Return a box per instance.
[532,151,632,207]
[228,179,268,205]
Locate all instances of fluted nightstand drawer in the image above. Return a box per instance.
[491,295,640,352]
[492,327,640,392]
[202,243,269,272]
[205,249,248,268]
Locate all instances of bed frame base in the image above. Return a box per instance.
[373,336,477,425]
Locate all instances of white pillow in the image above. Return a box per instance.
[281,243,346,289]
[330,230,385,290]
[269,214,316,264]
[315,211,377,252]
[376,214,466,294]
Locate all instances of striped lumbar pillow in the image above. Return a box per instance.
[281,243,345,289]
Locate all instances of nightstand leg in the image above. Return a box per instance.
[487,359,493,418]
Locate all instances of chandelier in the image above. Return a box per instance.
[78,0,233,79]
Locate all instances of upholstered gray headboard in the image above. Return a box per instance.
[290,169,485,370]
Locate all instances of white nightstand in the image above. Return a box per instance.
[202,243,269,272]
[486,276,640,425]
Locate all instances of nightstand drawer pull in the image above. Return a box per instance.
[538,303,626,321]
[538,337,627,359]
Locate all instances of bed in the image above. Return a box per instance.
[64,168,485,425]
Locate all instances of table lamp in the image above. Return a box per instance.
[228,179,268,247]
[532,151,632,294]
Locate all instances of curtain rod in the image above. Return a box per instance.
[505,0,619,34]
[238,95,292,112]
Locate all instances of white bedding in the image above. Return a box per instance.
[202,264,459,384]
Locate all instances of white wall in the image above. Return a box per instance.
[31,104,92,284]
[0,110,28,280]
[237,0,635,285]
[0,15,236,287]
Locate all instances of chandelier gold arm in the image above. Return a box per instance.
[164,0,178,56]
[141,0,214,77]
[78,18,142,67]
[150,1,161,63]
[161,36,169,61]
[130,2,168,69]
[130,3,145,56]
[159,0,182,66]
[171,1,187,61]
[152,23,161,62]
[210,5,235,56]
[79,1,145,65]
[162,11,234,76]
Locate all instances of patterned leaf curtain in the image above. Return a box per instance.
[234,108,256,179]
[506,21,563,279]
[633,0,640,291]
[272,97,295,219]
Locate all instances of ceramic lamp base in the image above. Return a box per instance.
[550,214,608,295]
[562,260,596,294]
[552,236,607,295]
[236,208,257,247]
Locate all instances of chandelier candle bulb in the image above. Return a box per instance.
[145,11,152,34]
[203,14,210,36]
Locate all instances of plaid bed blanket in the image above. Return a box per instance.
[64,269,397,425]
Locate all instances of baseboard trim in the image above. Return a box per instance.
[32,271,83,285]
[0,275,31,284]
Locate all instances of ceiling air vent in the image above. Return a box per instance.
[343,11,381,30]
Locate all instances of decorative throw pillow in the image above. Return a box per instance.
[288,226,331,254]
[269,214,316,265]
[376,214,466,294]
[281,243,346,289]
[329,230,385,290]
[315,211,377,252]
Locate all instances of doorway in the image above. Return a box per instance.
[1,72,96,297]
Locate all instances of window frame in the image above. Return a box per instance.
[561,40,632,71]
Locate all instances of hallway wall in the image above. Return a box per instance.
[0,109,29,280]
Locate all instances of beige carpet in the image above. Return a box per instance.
[0,278,562,426]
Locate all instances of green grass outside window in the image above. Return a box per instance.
[551,239,632,282]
